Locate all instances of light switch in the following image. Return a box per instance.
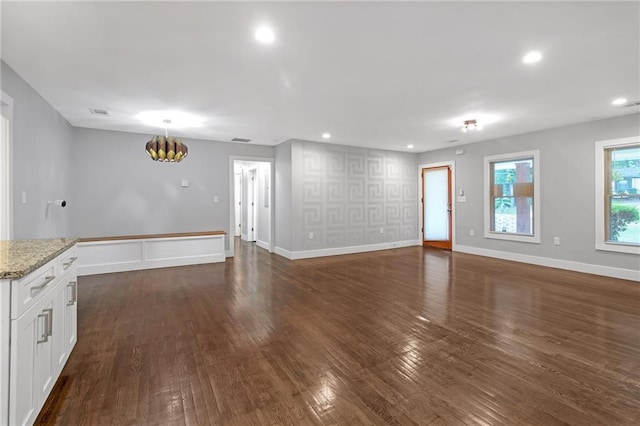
[181,179,189,187]
[457,196,467,203]
[21,191,27,204]
[213,196,219,203]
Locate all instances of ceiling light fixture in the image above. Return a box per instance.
[522,51,542,64]
[407,144,414,149]
[611,97,628,106]
[145,119,188,163]
[462,119,482,132]
[322,132,331,139]
[255,26,275,44]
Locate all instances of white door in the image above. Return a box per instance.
[247,169,257,242]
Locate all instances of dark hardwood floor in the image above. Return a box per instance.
[36,241,640,425]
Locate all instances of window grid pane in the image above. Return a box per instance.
[490,157,534,235]
[605,145,640,245]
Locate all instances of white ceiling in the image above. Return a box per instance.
[1,1,638,152]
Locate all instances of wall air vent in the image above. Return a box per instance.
[443,139,460,144]
[231,138,252,143]
[89,108,110,116]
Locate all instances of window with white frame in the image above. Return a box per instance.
[595,136,640,254]
[484,150,540,243]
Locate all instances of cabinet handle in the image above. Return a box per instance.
[43,308,53,337]
[37,312,49,343]
[63,256,78,270]
[67,281,77,306]
[30,275,56,297]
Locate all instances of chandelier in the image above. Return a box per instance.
[145,119,188,162]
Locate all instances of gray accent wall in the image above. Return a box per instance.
[1,61,74,239]
[71,127,273,245]
[289,140,418,251]
[275,141,292,251]
[419,113,640,271]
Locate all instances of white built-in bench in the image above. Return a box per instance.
[77,231,226,276]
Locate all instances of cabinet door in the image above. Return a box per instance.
[64,275,77,354]
[52,279,68,376]
[10,296,53,426]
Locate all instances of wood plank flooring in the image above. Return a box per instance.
[36,241,640,425]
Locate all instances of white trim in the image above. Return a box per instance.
[455,244,639,282]
[418,161,456,250]
[229,156,274,257]
[0,91,14,240]
[256,239,270,251]
[77,234,226,276]
[484,150,540,243]
[274,240,421,260]
[595,136,640,255]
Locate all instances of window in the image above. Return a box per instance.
[484,150,540,243]
[595,136,640,254]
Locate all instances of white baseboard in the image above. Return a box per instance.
[274,240,421,260]
[78,234,226,276]
[455,244,640,282]
[256,240,271,251]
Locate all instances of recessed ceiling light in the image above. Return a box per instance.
[135,111,204,129]
[522,51,542,64]
[255,26,275,44]
[407,144,414,149]
[322,132,331,139]
[611,97,628,106]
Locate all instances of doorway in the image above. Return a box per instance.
[1,91,13,240]
[231,159,273,255]
[421,163,453,250]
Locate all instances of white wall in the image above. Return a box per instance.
[71,127,274,249]
[1,61,74,239]
[419,113,640,274]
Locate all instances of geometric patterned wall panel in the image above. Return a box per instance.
[291,140,418,251]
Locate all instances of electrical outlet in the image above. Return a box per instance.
[213,196,219,203]
[553,237,560,246]
[309,232,314,240]
[469,229,475,236]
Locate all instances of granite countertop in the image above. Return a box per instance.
[0,238,79,280]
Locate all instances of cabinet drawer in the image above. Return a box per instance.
[57,246,78,275]
[11,258,58,320]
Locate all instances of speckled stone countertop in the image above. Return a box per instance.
[0,238,79,280]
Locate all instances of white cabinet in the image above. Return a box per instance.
[10,292,55,426]
[3,245,78,426]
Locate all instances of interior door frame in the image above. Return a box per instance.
[418,161,456,250]
[229,156,275,257]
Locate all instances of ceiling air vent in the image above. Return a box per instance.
[231,137,252,143]
[89,108,110,116]
[443,139,460,144]
[623,100,640,108]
